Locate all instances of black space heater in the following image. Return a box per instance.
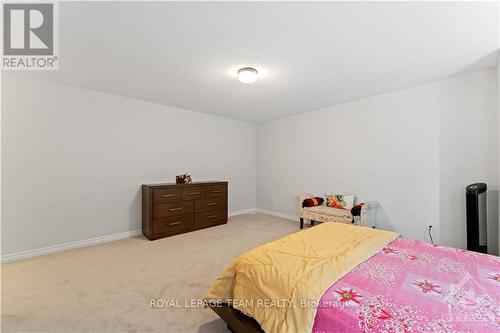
[466,183,487,253]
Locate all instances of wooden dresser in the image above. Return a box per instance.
[142,181,228,240]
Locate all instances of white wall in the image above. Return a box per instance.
[438,69,498,252]
[1,75,257,256]
[257,82,441,241]
[257,69,499,247]
[3,69,498,257]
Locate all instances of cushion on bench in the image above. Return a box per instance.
[302,197,324,207]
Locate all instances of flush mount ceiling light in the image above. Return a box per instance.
[237,67,258,83]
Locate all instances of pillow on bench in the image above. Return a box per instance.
[326,193,355,209]
[302,197,324,207]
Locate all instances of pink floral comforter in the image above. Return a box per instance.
[312,237,500,332]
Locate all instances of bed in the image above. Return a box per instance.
[205,223,500,333]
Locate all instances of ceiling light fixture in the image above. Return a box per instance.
[237,67,258,83]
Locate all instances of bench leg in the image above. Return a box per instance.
[300,218,304,229]
[311,220,315,226]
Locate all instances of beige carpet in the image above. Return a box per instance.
[1,213,299,333]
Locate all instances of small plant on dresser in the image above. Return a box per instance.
[141,181,228,240]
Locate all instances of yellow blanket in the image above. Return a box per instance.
[205,222,398,333]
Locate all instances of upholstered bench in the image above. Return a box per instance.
[297,193,377,229]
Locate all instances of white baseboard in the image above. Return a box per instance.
[256,208,297,221]
[2,208,285,263]
[1,229,142,263]
[228,208,258,217]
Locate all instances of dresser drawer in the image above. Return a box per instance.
[182,186,205,200]
[195,209,226,225]
[152,214,194,234]
[153,201,193,218]
[195,197,226,212]
[152,188,182,203]
[206,184,227,198]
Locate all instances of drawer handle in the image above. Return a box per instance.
[169,221,183,226]
[207,215,217,219]
[189,192,201,195]
[162,194,175,198]
[211,190,222,193]
[169,207,182,211]
[207,203,217,206]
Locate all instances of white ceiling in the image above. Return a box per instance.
[13,1,500,123]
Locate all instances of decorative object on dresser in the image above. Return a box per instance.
[175,173,192,184]
[142,181,228,240]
